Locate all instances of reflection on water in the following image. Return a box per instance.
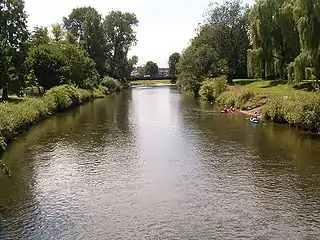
[1,85,320,239]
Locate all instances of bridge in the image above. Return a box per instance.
[130,75,177,81]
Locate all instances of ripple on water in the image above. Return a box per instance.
[1,87,320,239]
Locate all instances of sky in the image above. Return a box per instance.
[25,0,253,68]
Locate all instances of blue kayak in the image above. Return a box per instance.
[250,117,259,124]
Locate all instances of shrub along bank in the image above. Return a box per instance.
[195,76,320,133]
[263,93,320,132]
[0,83,120,154]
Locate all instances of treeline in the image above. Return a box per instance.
[176,0,320,95]
[0,0,138,100]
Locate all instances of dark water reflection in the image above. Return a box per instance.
[1,86,320,239]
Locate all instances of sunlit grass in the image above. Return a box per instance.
[233,79,319,96]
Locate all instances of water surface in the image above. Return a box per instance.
[1,85,320,239]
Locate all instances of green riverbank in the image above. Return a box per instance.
[0,84,112,155]
[195,77,320,133]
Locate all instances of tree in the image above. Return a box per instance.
[0,0,28,100]
[103,11,138,80]
[203,0,250,82]
[168,52,180,75]
[177,0,250,93]
[127,55,138,77]
[63,7,107,76]
[145,61,159,76]
[288,0,320,82]
[62,44,99,89]
[30,26,50,46]
[26,44,71,91]
[52,24,65,42]
[247,0,300,80]
[247,0,320,82]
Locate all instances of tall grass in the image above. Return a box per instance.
[0,85,108,152]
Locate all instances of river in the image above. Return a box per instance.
[1,85,320,239]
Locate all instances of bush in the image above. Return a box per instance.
[101,77,121,93]
[176,73,202,96]
[263,92,320,132]
[199,76,228,101]
[217,86,256,110]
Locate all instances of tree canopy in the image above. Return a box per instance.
[248,0,320,82]
[168,53,180,76]
[103,11,138,81]
[63,7,107,77]
[0,0,28,100]
[177,0,250,94]
[145,61,159,76]
[0,4,139,98]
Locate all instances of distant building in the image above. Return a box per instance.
[158,68,169,76]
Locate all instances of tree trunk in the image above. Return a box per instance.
[37,86,42,96]
[2,87,9,101]
[228,73,233,84]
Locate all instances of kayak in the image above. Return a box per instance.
[221,107,235,113]
[250,117,259,124]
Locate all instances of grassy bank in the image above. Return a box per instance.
[130,80,172,85]
[198,77,320,132]
[0,84,110,153]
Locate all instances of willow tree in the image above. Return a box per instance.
[248,0,300,79]
[287,0,320,82]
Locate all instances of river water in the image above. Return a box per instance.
[1,85,320,239]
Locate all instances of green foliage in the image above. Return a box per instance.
[0,0,29,100]
[52,24,65,42]
[100,77,121,93]
[63,7,107,76]
[27,43,100,91]
[263,92,320,132]
[0,134,6,152]
[0,85,108,152]
[103,11,139,80]
[199,76,228,102]
[30,26,50,46]
[168,53,180,75]
[26,44,71,90]
[217,86,256,110]
[248,0,320,81]
[62,44,100,89]
[144,61,159,76]
[178,0,249,91]
[176,73,202,96]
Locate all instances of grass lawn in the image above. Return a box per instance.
[233,79,318,96]
[130,79,173,86]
